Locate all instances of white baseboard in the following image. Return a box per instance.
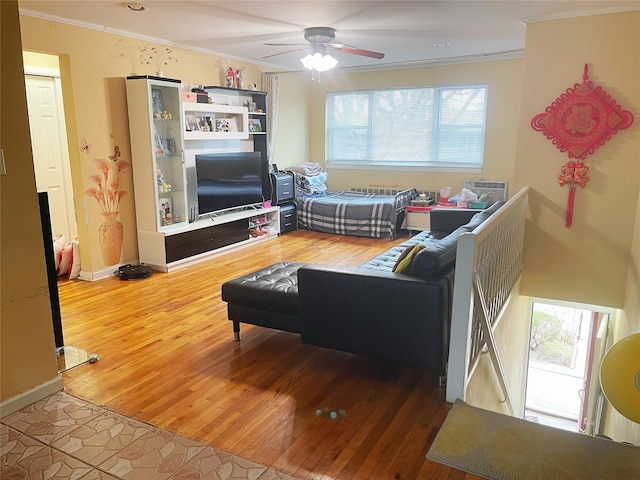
[0,376,64,418]
[79,265,123,281]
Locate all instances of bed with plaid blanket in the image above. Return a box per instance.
[296,188,416,239]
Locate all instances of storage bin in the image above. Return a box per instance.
[468,201,489,209]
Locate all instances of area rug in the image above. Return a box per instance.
[426,399,640,479]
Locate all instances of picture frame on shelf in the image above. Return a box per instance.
[249,119,262,132]
[159,198,173,226]
[151,88,165,114]
[154,133,166,156]
[226,118,238,132]
[185,114,200,132]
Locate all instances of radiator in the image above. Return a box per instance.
[349,185,439,200]
[463,179,508,202]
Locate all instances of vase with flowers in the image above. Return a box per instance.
[139,44,178,77]
[85,147,130,265]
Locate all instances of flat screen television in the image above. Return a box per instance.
[195,151,266,216]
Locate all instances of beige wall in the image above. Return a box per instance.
[19,15,269,277]
[513,12,640,309]
[304,59,523,193]
[270,72,312,169]
[1,2,60,406]
[11,6,640,442]
[511,11,640,444]
[603,178,640,444]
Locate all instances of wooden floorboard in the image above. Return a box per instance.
[58,229,466,479]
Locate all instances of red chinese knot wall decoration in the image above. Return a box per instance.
[531,64,633,228]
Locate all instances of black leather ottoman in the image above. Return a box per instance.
[221,261,305,340]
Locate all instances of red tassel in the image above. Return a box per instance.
[566,187,576,228]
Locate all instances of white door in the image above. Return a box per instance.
[25,74,76,241]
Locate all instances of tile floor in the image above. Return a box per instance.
[1,391,296,480]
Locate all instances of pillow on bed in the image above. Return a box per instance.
[392,244,425,274]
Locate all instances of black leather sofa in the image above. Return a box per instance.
[222,201,505,381]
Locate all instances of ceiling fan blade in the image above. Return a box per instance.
[264,42,308,47]
[328,44,385,59]
[262,47,307,59]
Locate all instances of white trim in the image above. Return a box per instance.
[79,265,121,281]
[528,296,616,315]
[23,65,60,78]
[0,376,64,418]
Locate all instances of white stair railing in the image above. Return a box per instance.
[446,187,529,411]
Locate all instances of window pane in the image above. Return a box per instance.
[327,85,487,168]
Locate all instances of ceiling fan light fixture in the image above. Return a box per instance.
[123,3,149,12]
[301,52,337,72]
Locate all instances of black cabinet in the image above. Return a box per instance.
[279,203,297,234]
[270,171,296,233]
[164,219,248,263]
[270,171,295,205]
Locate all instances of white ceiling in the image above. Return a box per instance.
[18,1,640,72]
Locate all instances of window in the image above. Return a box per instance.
[326,85,487,169]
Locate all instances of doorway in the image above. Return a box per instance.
[24,52,97,372]
[524,301,609,433]
[24,56,77,242]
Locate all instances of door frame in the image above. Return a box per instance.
[24,64,77,242]
[525,297,613,432]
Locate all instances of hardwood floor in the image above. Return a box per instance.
[58,229,480,480]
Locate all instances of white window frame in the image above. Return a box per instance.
[326,85,488,171]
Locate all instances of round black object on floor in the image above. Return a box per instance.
[117,264,153,280]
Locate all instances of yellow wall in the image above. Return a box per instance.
[19,15,269,276]
[303,59,523,193]
[270,72,312,169]
[603,178,640,444]
[513,12,640,309]
[12,6,640,442]
[512,11,640,444]
[1,1,60,405]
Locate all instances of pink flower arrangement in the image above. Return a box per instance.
[85,147,130,214]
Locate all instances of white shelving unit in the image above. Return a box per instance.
[126,78,279,272]
[125,75,189,234]
[183,103,249,140]
[136,205,281,272]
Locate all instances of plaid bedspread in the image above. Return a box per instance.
[296,189,414,239]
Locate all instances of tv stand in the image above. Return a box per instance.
[137,205,280,272]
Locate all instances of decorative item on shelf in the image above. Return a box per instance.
[246,101,257,112]
[185,114,200,132]
[234,67,245,89]
[249,119,262,132]
[159,198,173,226]
[85,146,129,266]
[139,44,178,77]
[531,64,634,228]
[156,168,171,192]
[252,83,258,91]
[226,66,234,88]
[151,88,165,117]
[190,86,209,103]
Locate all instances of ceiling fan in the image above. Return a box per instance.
[263,27,385,70]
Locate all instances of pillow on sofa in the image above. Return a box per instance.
[392,244,425,273]
[407,226,468,278]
